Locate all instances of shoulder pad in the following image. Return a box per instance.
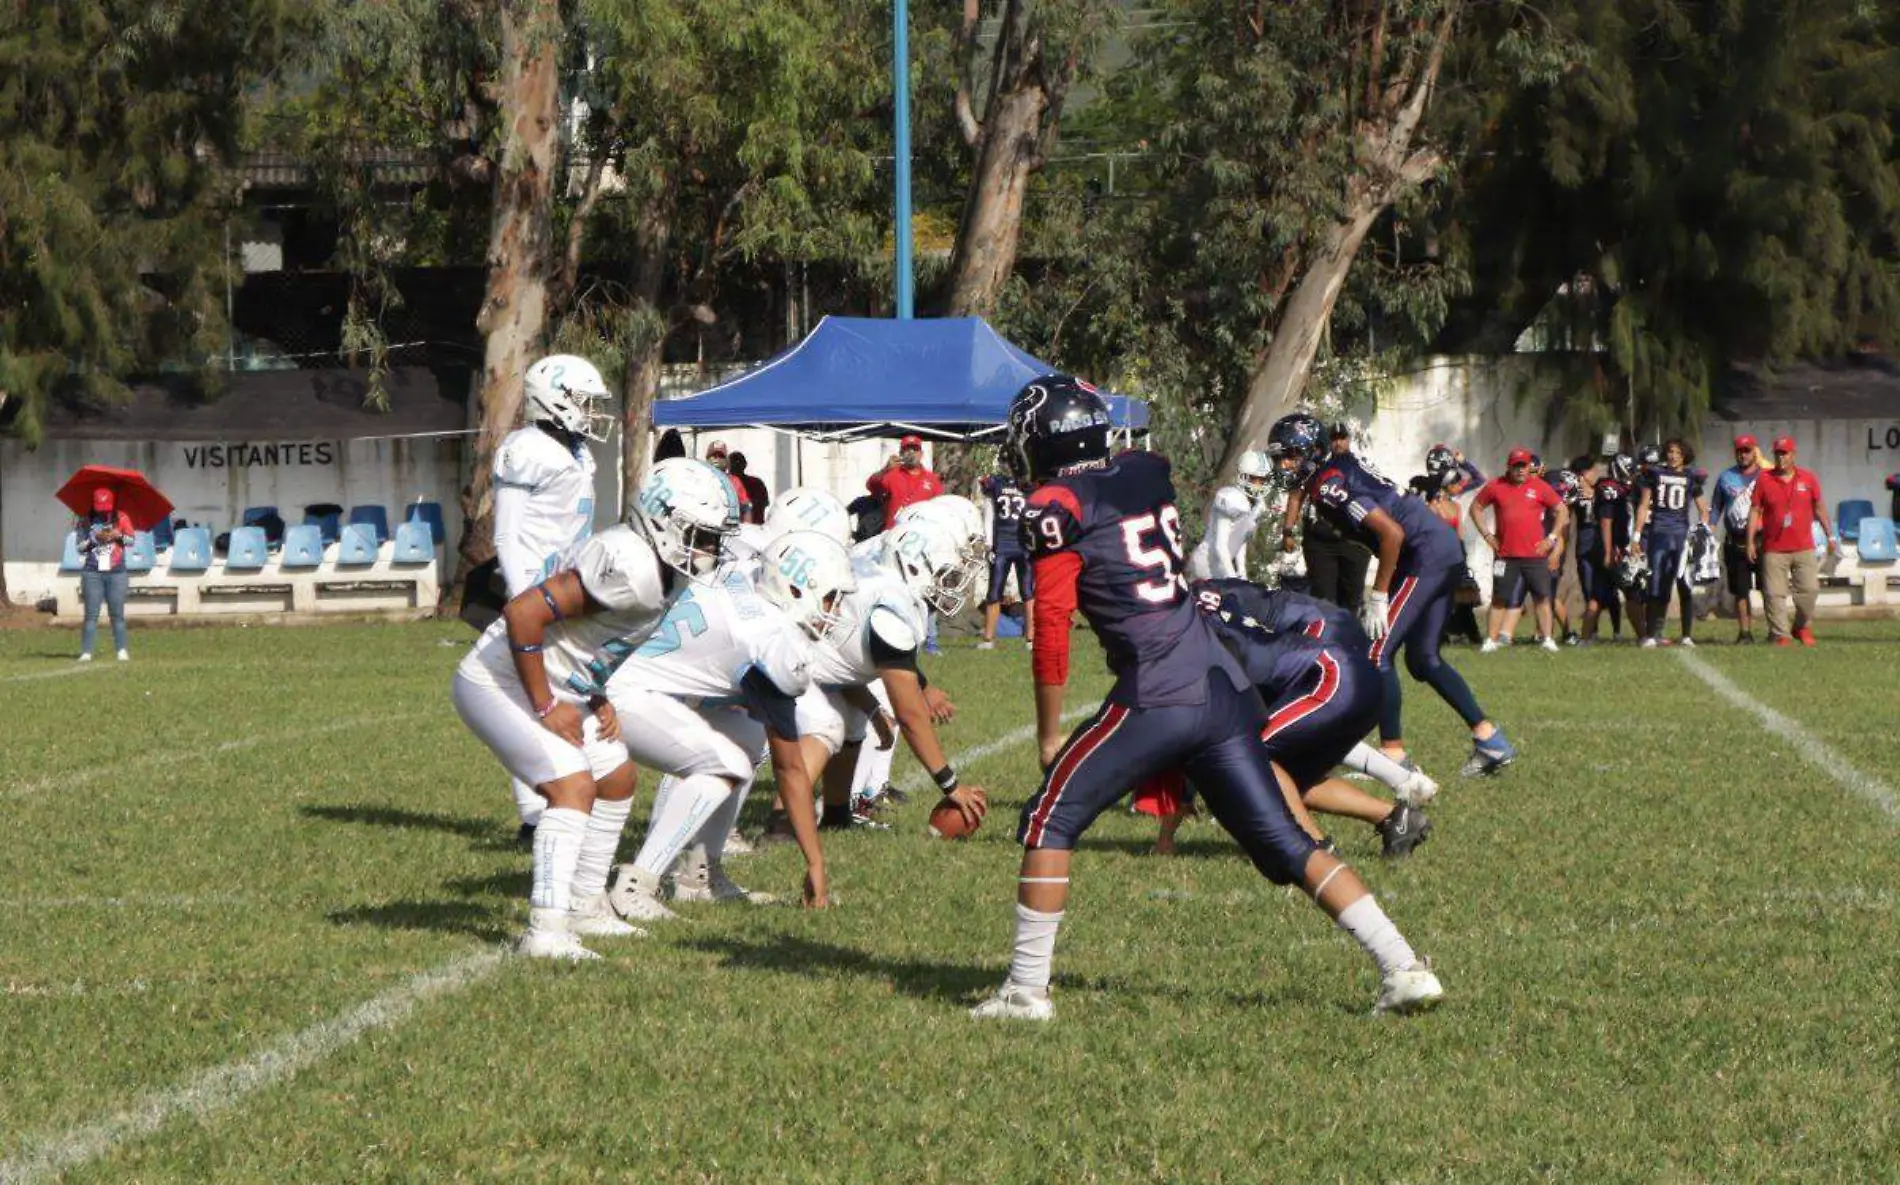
[1211,487,1251,517]
[868,602,922,653]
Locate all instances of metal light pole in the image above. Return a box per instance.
[893,0,914,319]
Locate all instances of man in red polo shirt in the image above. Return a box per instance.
[866,433,943,528]
[1746,436,1838,646]
[1473,447,1568,652]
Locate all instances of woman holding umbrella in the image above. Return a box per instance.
[72,487,136,661]
[57,464,172,663]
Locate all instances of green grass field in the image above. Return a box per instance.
[3,619,1898,1183]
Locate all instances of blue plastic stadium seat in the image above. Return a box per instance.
[391,520,435,564]
[60,531,85,572]
[281,524,325,569]
[348,505,390,545]
[1857,517,1898,564]
[406,501,446,546]
[170,527,212,573]
[226,526,269,571]
[150,517,174,552]
[305,511,342,546]
[1837,499,1874,543]
[124,531,157,573]
[337,522,379,566]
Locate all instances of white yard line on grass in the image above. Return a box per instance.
[0,705,1084,1181]
[2,711,431,800]
[1676,650,1900,823]
[0,947,507,1185]
[887,702,1102,796]
[0,665,104,685]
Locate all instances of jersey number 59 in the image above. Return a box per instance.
[1122,507,1185,604]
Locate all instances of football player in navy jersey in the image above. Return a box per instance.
[1269,414,1515,779]
[970,377,1443,1022]
[1592,454,1637,639]
[1632,438,1710,647]
[977,472,1034,648]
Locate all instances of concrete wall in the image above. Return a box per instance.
[3,435,464,604]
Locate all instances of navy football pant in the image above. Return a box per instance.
[1018,674,1319,884]
[1262,649,1385,791]
[987,548,1033,605]
[1369,552,1487,740]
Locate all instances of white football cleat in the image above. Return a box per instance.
[1375,962,1444,1015]
[1640,637,1659,649]
[607,865,678,922]
[516,908,602,961]
[1395,767,1439,807]
[77,653,93,663]
[670,846,777,905]
[1479,638,1500,653]
[1538,636,1560,653]
[970,982,1054,1022]
[569,892,647,938]
[720,830,755,858]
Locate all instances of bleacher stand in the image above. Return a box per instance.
[124,532,158,573]
[171,528,213,573]
[391,520,435,564]
[281,525,325,569]
[406,500,446,546]
[337,523,379,566]
[348,505,391,545]
[226,527,270,571]
[1837,499,1874,544]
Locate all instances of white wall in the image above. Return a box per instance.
[3,436,464,604]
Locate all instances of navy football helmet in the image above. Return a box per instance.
[1637,443,1662,468]
[1548,468,1581,506]
[1617,547,1651,591]
[1005,375,1112,483]
[1610,453,1638,484]
[1267,413,1329,490]
[1424,444,1456,477]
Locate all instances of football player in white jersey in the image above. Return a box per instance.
[493,355,614,840]
[791,517,988,835]
[833,495,988,818]
[1188,449,1273,579]
[602,530,857,920]
[452,458,740,960]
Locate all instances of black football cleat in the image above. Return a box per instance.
[1376,805,1432,859]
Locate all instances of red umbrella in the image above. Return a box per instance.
[55,465,175,532]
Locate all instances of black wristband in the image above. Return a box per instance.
[932,765,959,793]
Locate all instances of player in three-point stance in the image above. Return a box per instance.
[491,355,614,842]
[1269,414,1515,778]
[451,458,738,959]
[970,376,1442,1022]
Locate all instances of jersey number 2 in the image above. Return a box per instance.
[1122,507,1185,604]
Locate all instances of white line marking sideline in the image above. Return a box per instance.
[0,706,1081,1181]
[0,947,508,1185]
[1675,650,1900,823]
[0,665,104,685]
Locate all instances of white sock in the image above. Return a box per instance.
[1342,743,1410,792]
[1335,895,1418,977]
[632,773,730,879]
[696,774,751,862]
[851,739,896,799]
[530,807,588,912]
[571,795,632,902]
[1007,904,1064,992]
[511,778,545,828]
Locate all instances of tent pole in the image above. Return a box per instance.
[893,0,914,319]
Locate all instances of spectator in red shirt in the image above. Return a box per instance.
[728,451,769,525]
[1746,436,1837,646]
[865,433,942,529]
[1472,447,1568,652]
[703,439,752,522]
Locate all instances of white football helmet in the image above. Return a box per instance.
[524,355,614,441]
[880,517,977,617]
[759,530,857,642]
[1236,449,1273,505]
[896,494,990,568]
[764,487,851,548]
[633,458,741,577]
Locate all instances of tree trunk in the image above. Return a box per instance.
[1220,204,1383,479]
[619,187,676,502]
[454,0,564,586]
[945,85,1046,317]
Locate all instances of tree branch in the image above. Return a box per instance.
[1389,1,1460,153]
[954,0,984,147]
[552,148,609,314]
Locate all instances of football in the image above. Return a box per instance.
[928,800,981,840]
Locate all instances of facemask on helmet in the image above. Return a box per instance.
[1425,445,1456,477]
[764,487,851,548]
[879,518,976,617]
[633,458,741,579]
[895,495,991,571]
[759,530,856,642]
[524,355,614,441]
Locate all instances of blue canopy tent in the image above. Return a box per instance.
[652,316,1148,442]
